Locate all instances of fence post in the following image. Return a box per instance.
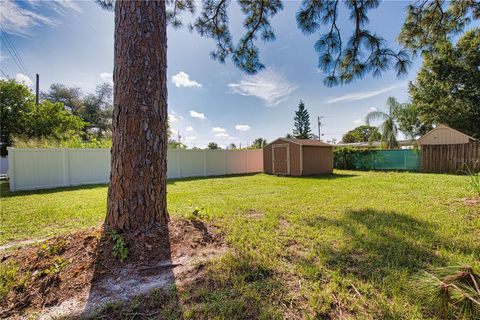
[7,147,15,192]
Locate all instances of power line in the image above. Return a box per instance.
[0,69,9,78]
[0,24,32,77]
[0,24,34,80]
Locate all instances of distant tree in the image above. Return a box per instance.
[44,82,113,138]
[293,100,312,139]
[228,143,237,149]
[168,141,186,149]
[285,133,294,139]
[0,80,34,156]
[342,125,381,144]
[250,138,267,149]
[395,103,432,140]
[207,142,220,150]
[409,28,480,138]
[24,101,85,139]
[80,83,113,137]
[366,97,405,149]
[0,79,84,155]
[42,83,84,115]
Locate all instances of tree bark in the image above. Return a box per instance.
[106,0,168,232]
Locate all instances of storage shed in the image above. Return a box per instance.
[263,138,333,176]
[417,124,480,173]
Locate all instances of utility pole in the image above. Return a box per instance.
[177,130,181,144]
[35,74,39,107]
[317,116,324,141]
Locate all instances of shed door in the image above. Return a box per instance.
[273,144,289,175]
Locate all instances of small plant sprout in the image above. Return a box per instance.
[109,230,129,262]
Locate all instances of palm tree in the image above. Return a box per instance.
[365,97,404,149]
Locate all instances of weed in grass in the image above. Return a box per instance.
[461,161,480,197]
[0,261,19,300]
[37,238,69,258]
[35,257,69,277]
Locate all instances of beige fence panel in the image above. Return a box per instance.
[7,148,263,191]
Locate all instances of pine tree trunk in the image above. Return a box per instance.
[106,0,168,232]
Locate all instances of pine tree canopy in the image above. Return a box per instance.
[97,0,479,86]
[293,101,312,139]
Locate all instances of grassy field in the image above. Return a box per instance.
[1,170,479,318]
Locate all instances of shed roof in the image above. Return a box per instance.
[266,138,333,148]
[417,124,477,145]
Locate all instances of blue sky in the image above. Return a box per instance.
[0,0,468,148]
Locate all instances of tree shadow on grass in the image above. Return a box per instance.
[295,209,480,318]
[301,209,462,280]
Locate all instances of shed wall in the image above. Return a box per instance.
[289,143,301,176]
[302,146,333,175]
[263,145,273,174]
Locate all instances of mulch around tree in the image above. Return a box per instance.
[0,218,226,319]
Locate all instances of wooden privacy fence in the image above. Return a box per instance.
[421,142,480,173]
[7,148,263,192]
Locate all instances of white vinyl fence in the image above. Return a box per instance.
[0,156,8,175]
[7,148,263,192]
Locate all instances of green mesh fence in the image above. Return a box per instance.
[335,149,420,171]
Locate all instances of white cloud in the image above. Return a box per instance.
[99,72,113,83]
[215,133,229,137]
[325,82,407,104]
[0,0,57,35]
[212,127,226,133]
[55,0,83,13]
[228,67,298,106]
[186,136,197,141]
[190,110,206,119]
[168,114,178,122]
[235,124,251,131]
[186,126,194,132]
[353,118,363,125]
[15,73,32,86]
[368,107,378,112]
[172,71,202,88]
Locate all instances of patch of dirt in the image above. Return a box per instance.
[460,197,480,206]
[0,218,226,319]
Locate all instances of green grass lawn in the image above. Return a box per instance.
[1,170,479,318]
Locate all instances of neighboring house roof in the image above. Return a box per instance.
[265,138,333,148]
[417,124,477,145]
